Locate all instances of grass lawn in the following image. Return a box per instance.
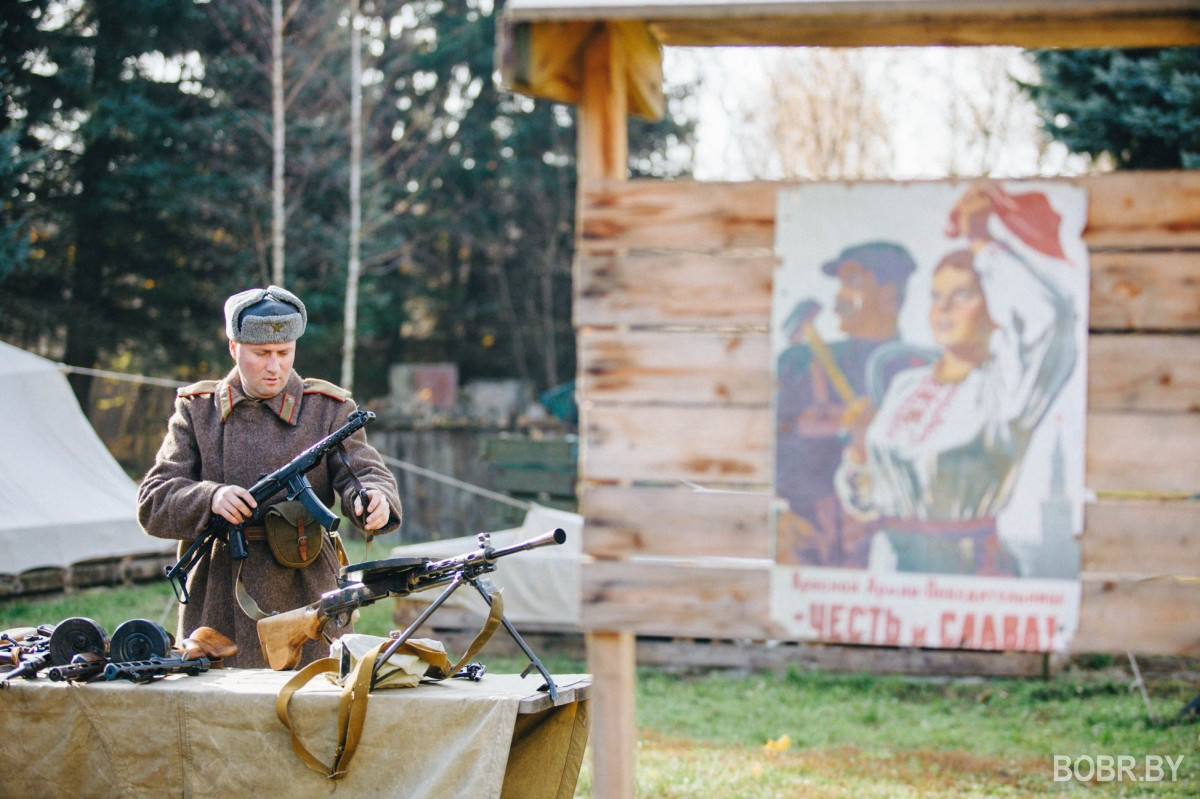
[4,576,1197,797]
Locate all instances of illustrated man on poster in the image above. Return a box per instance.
[775,241,921,568]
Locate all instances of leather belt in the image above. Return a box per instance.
[243,525,267,541]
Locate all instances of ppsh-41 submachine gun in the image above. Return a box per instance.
[258,528,568,697]
[165,409,376,602]
[2,618,107,682]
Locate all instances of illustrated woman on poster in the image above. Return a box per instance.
[836,184,1078,577]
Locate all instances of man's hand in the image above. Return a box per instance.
[353,489,389,532]
[211,484,257,524]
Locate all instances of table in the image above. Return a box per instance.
[0,669,590,798]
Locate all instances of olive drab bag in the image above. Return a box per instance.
[264,500,324,568]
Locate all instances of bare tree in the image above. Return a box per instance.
[341,0,363,390]
[687,46,1088,183]
[272,0,286,285]
[939,49,1048,178]
[735,49,897,180]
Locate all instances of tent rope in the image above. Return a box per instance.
[380,454,531,511]
[57,363,186,388]
[53,362,530,513]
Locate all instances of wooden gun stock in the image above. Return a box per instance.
[257,606,325,670]
[178,627,238,662]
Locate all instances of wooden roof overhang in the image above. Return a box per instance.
[498,0,1200,120]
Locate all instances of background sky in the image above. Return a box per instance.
[664,46,1094,181]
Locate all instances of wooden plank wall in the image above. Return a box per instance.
[575,174,1200,655]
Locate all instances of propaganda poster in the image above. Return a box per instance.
[769,181,1088,652]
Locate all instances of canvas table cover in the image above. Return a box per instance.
[0,669,589,798]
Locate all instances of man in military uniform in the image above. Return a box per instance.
[138,285,402,668]
[775,242,919,568]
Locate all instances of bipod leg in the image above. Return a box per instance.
[469,578,558,701]
[371,575,464,689]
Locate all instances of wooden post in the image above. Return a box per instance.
[577,22,635,799]
[586,631,637,797]
[578,25,629,185]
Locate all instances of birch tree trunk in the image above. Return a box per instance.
[271,0,286,285]
[341,0,363,390]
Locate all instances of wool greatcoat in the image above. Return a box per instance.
[138,368,402,668]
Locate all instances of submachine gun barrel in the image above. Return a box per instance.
[104,656,213,683]
[165,410,376,603]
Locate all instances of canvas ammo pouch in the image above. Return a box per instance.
[264,500,324,568]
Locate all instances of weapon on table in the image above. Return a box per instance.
[165,409,376,603]
[1,624,55,666]
[46,652,107,682]
[452,662,486,682]
[104,656,213,683]
[2,618,107,682]
[3,618,234,684]
[258,528,568,698]
[51,624,235,683]
[102,625,233,683]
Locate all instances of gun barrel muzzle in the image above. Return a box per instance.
[491,528,567,560]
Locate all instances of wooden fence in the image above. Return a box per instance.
[575,173,1200,656]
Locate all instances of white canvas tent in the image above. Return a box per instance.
[0,341,168,574]
[388,504,584,627]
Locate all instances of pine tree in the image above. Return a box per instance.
[0,0,255,403]
[347,0,694,397]
[1024,48,1200,169]
[1,1,694,405]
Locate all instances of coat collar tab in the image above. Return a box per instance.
[217,369,303,426]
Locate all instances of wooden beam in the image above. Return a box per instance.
[579,329,772,405]
[1073,575,1200,655]
[1090,252,1200,332]
[1087,411,1200,494]
[581,484,773,559]
[579,485,1200,581]
[635,637,1051,677]
[503,1,1200,50]
[500,21,596,108]
[648,13,1200,49]
[1088,335,1200,412]
[582,404,772,484]
[576,251,1200,332]
[582,558,775,638]
[578,174,1200,253]
[579,330,1200,412]
[614,21,664,120]
[499,20,663,120]
[583,403,1200,492]
[1083,501,1200,577]
[581,557,1200,654]
[580,180,777,253]
[575,252,776,328]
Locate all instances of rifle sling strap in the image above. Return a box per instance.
[234,533,350,622]
[429,587,505,680]
[273,592,506,780]
[234,560,269,621]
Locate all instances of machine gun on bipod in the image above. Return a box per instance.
[257,528,568,698]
